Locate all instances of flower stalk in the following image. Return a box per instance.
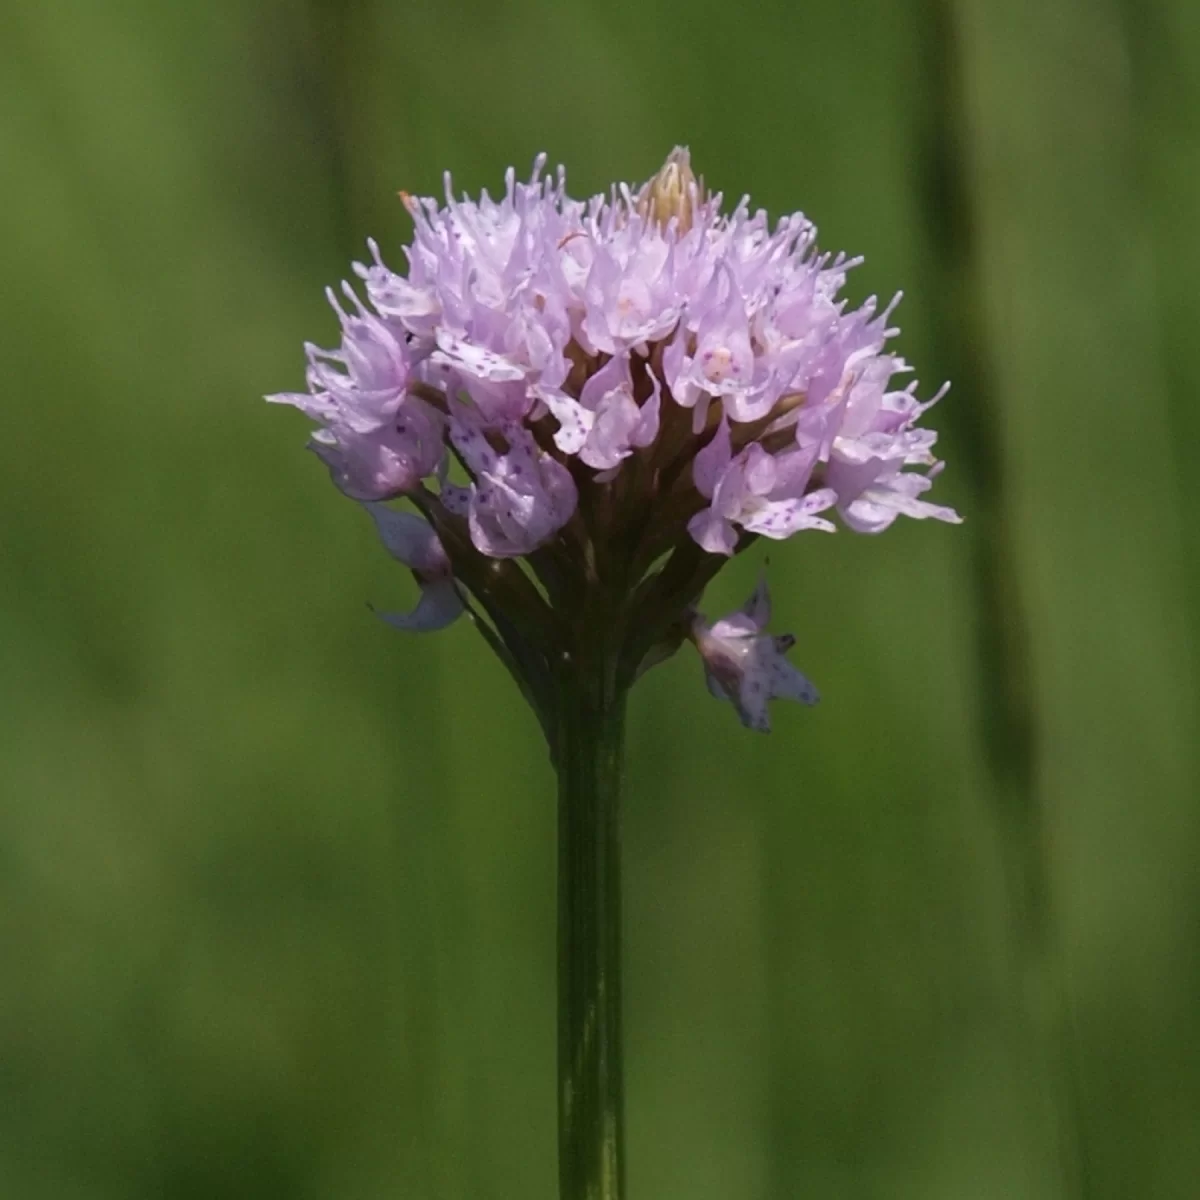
[555,655,627,1200]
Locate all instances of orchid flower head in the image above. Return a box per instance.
[269,149,960,735]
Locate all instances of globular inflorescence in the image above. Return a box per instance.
[269,149,959,733]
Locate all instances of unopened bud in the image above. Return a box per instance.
[636,146,703,233]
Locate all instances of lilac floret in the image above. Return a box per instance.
[540,353,661,471]
[449,409,577,558]
[689,418,836,555]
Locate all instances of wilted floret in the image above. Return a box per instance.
[365,503,463,632]
[690,576,819,732]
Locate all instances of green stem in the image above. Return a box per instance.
[555,663,626,1200]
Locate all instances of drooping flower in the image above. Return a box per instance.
[689,576,819,732]
[365,504,463,632]
[269,149,960,733]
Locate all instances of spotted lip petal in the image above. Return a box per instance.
[690,430,837,555]
[450,414,578,558]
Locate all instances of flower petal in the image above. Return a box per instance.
[364,503,446,572]
[692,415,732,499]
[375,578,464,632]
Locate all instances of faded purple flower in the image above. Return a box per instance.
[690,576,819,732]
[365,503,463,632]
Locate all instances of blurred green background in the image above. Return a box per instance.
[4,0,1199,1197]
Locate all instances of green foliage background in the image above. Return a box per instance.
[3,1,1199,1196]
